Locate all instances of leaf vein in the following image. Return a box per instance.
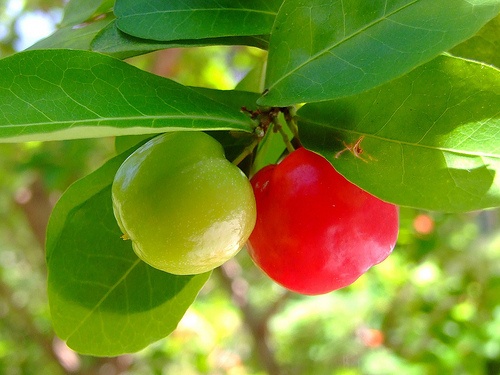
[266,0,420,91]
[65,258,142,342]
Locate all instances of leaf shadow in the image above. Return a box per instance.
[48,186,205,314]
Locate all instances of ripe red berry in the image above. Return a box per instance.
[247,147,399,295]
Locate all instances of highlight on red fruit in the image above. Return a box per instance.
[247,147,399,295]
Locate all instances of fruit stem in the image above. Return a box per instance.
[283,107,300,140]
[272,116,295,153]
[231,138,260,166]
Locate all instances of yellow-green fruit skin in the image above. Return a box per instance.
[112,132,257,275]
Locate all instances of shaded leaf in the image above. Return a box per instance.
[260,0,500,106]
[450,14,500,68]
[114,134,154,154]
[297,55,500,212]
[46,150,210,356]
[234,69,291,173]
[0,49,253,143]
[92,20,269,59]
[235,58,268,93]
[192,87,260,112]
[251,120,290,174]
[174,88,261,165]
[114,0,281,41]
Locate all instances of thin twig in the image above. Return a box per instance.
[217,260,286,375]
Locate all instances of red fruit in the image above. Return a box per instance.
[247,147,398,295]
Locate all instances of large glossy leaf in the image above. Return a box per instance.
[46,150,210,356]
[114,88,261,155]
[92,20,269,59]
[297,55,500,212]
[259,0,500,106]
[0,49,253,143]
[114,0,282,41]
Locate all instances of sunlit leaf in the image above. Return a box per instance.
[60,0,114,27]
[114,88,261,156]
[297,55,500,212]
[114,0,282,41]
[260,0,500,106]
[0,49,253,143]
[46,150,210,356]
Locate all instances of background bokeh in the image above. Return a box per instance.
[0,1,499,374]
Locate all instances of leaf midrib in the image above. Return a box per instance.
[65,258,142,342]
[300,118,500,160]
[266,0,420,91]
[120,8,277,19]
[0,114,252,130]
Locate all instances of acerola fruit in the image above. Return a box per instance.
[247,147,398,295]
[112,132,256,275]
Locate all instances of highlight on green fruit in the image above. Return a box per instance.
[112,131,257,275]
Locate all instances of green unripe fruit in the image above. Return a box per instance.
[112,132,257,275]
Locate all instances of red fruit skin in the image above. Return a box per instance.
[247,148,399,295]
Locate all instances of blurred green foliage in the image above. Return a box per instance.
[0,1,499,374]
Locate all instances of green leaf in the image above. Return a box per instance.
[92,21,269,59]
[46,150,210,356]
[189,87,292,172]
[259,0,500,106]
[29,14,114,51]
[450,14,500,68]
[0,49,253,143]
[114,88,261,156]
[235,58,268,93]
[251,121,289,174]
[297,55,500,212]
[61,0,114,27]
[114,134,154,154]
[114,0,282,41]
[192,87,260,112]
[183,88,262,168]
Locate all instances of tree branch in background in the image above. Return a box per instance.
[217,259,290,375]
[14,176,53,248]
